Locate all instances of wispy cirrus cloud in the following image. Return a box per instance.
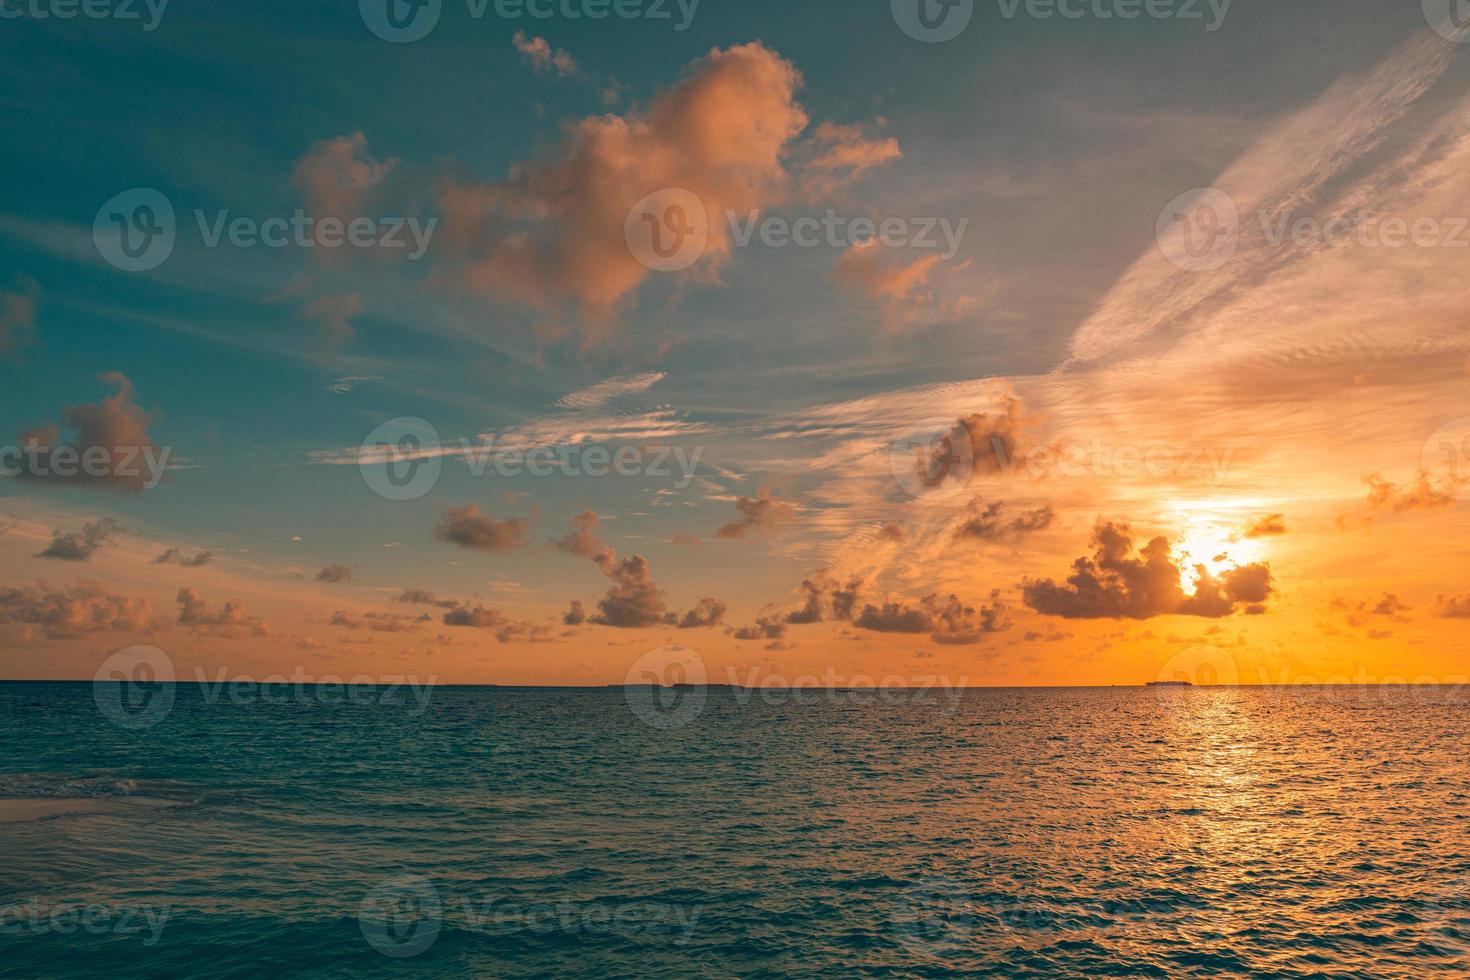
[1068,31,1465,367]
[553,372,665,409]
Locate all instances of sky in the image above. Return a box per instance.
[1,0,1468,686]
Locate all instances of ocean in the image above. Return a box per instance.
[2,681,1468,977]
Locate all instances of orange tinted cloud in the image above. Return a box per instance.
[796,121,902,200]
[16,373,164,493]
[834,240,943,329]
[551,510,607,558]
[0,581,152,638]
[512,31,577,77]
[1364,471,1461,512]
[292,131,396,220]
[716,485,796,539]
[434,42,808,329]
[1241,513,1288,538]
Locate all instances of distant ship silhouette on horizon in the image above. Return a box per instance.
[1146,680,1193,687]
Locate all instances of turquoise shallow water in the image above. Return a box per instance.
[2,682,1469,977]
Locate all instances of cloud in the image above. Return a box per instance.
[675,597,726,629]
[0,581,153,638]
[732,615,787,641]
[834,240,946,330]
[796,121,902,200]
[433,42,808,330]
[433,504,528,553]
[899,391,1038,493]
[0,274,39,360]
[853,591,1012,645]
[738,571,1008,645]
[1067,31,1463,365]
[571,546,723,630]
[292,131,396,220]
[176,588,244,626]
[316,564,353,583]
[1332,593,1413,627]
[441,605,551,642]
[952,499,1054,544]
[551,510,607,558]
[716,485,796,539]
[1434,595,1470,618]
[330,610,422,633]
[1241,514,1287,538]
[1364,471,1462,513]
[589,550,667,628]
[953,395,1036,479]
[35,518,120,562]
[393,588,460,609]
[671,532,704,546]
[553,371,665,409]
[326,375,381,395]
[1023,521,1275,620]
[15,373,165,493]
[512,31,577,76]
[152,548,213,567]
[784,574,864,624]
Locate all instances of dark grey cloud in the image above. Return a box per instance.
[153,548,213,567]
[35,518,119,562]
[1023,521,1275,620]
[952,499,1054,543]
[434,504,528,553]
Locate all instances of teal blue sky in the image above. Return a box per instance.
[3,1,1469,683]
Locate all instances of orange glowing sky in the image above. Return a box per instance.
[2,6,1469,686]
